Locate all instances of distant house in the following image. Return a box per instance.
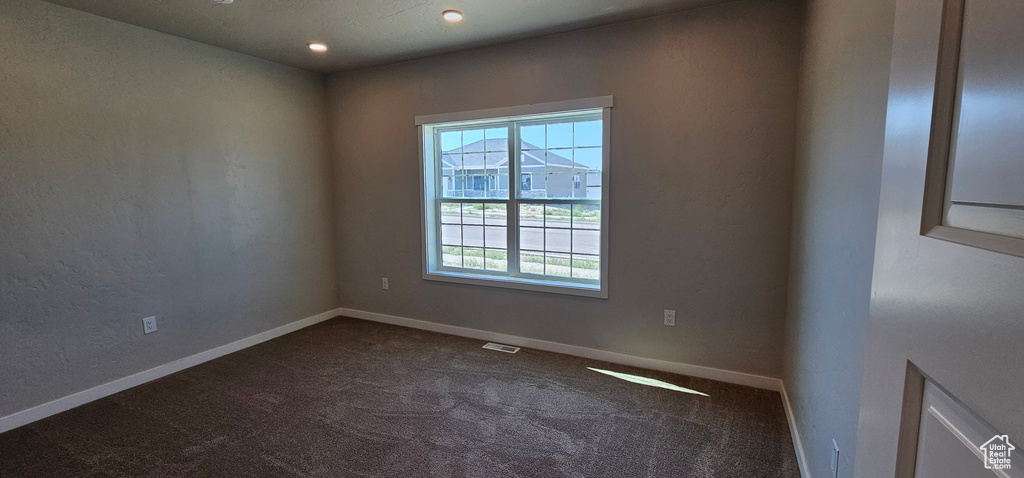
[441,139,597,198]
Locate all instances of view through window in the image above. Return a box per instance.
[421,106,608,295]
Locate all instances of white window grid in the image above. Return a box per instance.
[432,111,603,285]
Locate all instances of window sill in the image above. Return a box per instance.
[423,269,607,299]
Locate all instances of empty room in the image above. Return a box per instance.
[2,0,1023,476]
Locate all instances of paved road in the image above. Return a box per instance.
[441,215,599,255]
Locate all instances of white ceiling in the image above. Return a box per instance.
[42,0,725,73]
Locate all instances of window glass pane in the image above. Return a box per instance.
[485,203,507,225]
[485,176,507,199]
[441,202,461,224]
[441,224,462,246]
[572,204,600,229]
[545,252,572,277]
[521,125,545,149]
[485,127,508,151]
[573,147,602,199]
[485,226,507,249]
[572,147,602,171]
[485,152,506,173]
[546,123,573,149]
[586,172,602,198]
[520,171,545,198]
[519,204,543,227]
[572,254,600,279]
[441,131,462,151]
[463,153,485,171]
[545,148,574,173]
[468,176,486,196]
[520,251,545,275]
[463,225,484,247]
[572,229,600,255]
[462,203,483,224]
[573,120,602,147]
[463,129,485,152]
[441,153,461,198]
[485,249,507,272]
[543,173,576,199]
[442,246,462,268]
[463,247,485,270]
[447,175,465,198]
[442,154,459,175]
[545,204,571,228]
[520,227,543,252]
[545,228,571,253]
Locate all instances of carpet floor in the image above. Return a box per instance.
[0,317,800,477]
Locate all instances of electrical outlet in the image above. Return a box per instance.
[831,439,839,477]
[382,277,389,290]
[663,309,676,327]
[142,316,157,334]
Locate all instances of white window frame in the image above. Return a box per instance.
[416,96,612,299]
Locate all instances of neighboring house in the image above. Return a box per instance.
[441,139,596,198]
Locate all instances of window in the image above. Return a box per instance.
[417,97,611,298]
[521,175,532,192]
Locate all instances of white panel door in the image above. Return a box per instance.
[853,0,1024,475]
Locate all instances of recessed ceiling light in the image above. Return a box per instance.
[442,10,463,22]
[308,42,328,53]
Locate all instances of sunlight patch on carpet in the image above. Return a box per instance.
[587,367,709,396]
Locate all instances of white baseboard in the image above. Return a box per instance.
[336,307,783,392]
[0,308,343,434]
[780,384,812,478]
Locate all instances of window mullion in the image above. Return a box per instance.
[507,121,520,276]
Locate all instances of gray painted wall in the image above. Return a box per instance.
[0,0,338,417]
[327,0,800,378]
[782,0,894,476]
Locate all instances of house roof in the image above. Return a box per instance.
[442,139,588,171]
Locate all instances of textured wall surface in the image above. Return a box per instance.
[0,0,337,417]
[327,0,800,378]
[782,0,895,476]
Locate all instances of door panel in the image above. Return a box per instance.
[947,0,1024,208]
[945,0,1024,237]
[913,379,1015,478]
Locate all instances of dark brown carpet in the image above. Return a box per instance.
[0,317,800,477]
